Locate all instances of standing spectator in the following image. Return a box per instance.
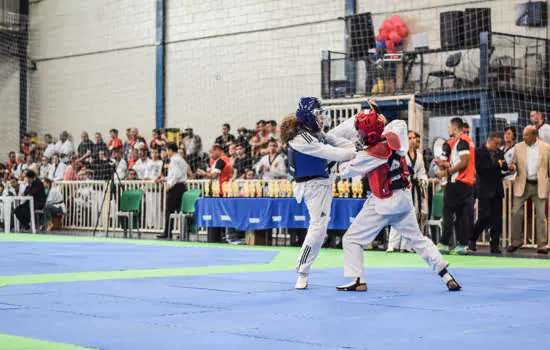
[160,148,170,177]
[54,131,74,163]
[0,163,6,181]
[43,134,56,159]
[77,132,94,159]
[255,140,287,180]
[41,178,65,232]
[182,125,202,168]
[93,133,108,160]
[197,144,233,195]
[228,144,237,168]
[122,128,133,160]
[215,123,236,153]
[462,122,471,138]
[530,110,550,144]
[507,126,550,254]
[13,170,46,231]
[501,126,516,181]
[130,128,147,150]
[471,133,511,253]
[157,142,193,239]
[150,129,165,152]
[133,148,153,180]
[39,156,52,179]
[6,152,19,178]
[108,129,123,158]
[21,133,36,156]
[435,118,476,255]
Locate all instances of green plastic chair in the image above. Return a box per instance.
[169,189,202,241]
[115,189,144,239]
[424,189,444,243]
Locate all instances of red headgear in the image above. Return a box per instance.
[354,109,385,145]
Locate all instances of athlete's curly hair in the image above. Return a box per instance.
[279,113,300,145]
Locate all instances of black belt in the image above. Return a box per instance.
[390,179,409,191]
[294,176,328,183]
[527,179,538,185]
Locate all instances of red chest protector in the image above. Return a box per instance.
[364,132,411,199]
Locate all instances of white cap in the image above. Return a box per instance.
[184,124,193,130]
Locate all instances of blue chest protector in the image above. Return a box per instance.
[288,132,329,182]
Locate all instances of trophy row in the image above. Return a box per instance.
[203,179,364,198]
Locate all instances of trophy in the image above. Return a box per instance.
[204,181,210,197]
[351,180,358,198]
[337,180,345,198]
[243,181,250,197]
[358,180,364,198]
[212,180,220,197]
[255,182,262,197]
[222,181,230,197]
[273,181,280,198]
[333,182,338,198]
[232,181,240,197]
[283,181,291,197]
[343,180,351,198]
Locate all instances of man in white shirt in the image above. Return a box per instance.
[508,126,550,254]
[531,110,550,144]
[255,140,287,180]
[39,156,53,179]
[43,134,56,159]
[54,131,74,163]
[133,148,153,180]
[157,142,194,239]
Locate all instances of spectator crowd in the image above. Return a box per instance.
[1,110,549,255]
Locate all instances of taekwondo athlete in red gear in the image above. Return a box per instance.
[335,109,461,292]
[285,97,356,290]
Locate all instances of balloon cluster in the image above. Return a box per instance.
[375,16,409,54]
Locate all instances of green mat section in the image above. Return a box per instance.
[0,334,95,350]
[1,233,550,288]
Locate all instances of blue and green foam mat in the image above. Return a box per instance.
[0,233,549,349]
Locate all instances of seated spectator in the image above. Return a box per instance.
[126,169,139,180]
[93,133,108,160]
[63,156,79,181]
[130,128,147,150]
[12,153,25,179]
[14,170,46,230]
[144,149,163,181]
[77,132,95,159]
[228,144,237,168]
[6,152,19,178]
[122,128,133,159]
[501,126,516,182]
[48,155,67,182]
[54,131,74,163]
[113,151,128,180]
[150,129,165,152]
[6,178,20,196]
[232,144,253,179]
[182,125,202,161]
[39,156,52,179]
[249,120,269,158]
[21,155,39,174]
[0,163,6,181]
[93,150,112,180]
[127,148,138,170]
[41,178,65,232]
[245,169,256,180]
[215,123,236,153]
[255,140,287,180]
[108,129,123,158]
[133,148,153,180]
[21,133,36,156]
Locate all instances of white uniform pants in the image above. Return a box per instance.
[343,196,449,281]
[387,226,413,251]
[296,182,333,274]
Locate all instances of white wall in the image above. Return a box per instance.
[28,0,156,144]
[165,0,344,148]
[0,57,20,160]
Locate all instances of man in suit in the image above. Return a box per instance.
[13,170,47,230]
[507,126,550,254]
[471,133,511,253]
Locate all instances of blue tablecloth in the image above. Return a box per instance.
[195,198,366,231]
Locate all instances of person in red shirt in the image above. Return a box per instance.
[149,128,166,152]
[130,128,147,150]
[197,144,232,194]
[108,129,123,158]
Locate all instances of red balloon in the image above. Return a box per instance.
[381,20,393,32]
[386,40,396,53]
[390,15,402,24]
[396,24,409,38]
[376,34,385,42]
[379,28,390,40]
[389,31,402,44]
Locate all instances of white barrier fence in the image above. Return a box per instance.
[51,179,544,248]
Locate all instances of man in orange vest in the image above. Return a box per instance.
[435,118,476,255]
[197,144,232,195]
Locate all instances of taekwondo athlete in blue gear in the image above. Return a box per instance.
[284,97,356,290]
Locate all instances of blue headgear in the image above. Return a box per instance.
[296,97,322,132]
